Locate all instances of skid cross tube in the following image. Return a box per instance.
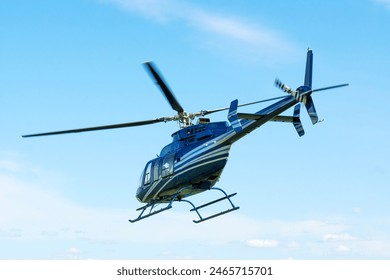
[188,187,239,223]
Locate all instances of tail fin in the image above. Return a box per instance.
[304,49,313,88]
[293,48,318,124]
[302,49,318,124]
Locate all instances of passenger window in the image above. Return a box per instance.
[153,158,161,181]
[144,162,152,185]
[161,153,175,178]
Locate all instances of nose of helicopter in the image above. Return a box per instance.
[136,186,145,202]
[136,187,142,201]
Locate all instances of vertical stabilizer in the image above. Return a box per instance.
[303,49,318,124]
[304,49,313,88]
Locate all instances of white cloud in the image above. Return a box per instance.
[336,244,350,252]
[287,241,300,249]
[66,247,81,254]
[104,0,178,22]
[51,247,84,260]
[0,166,351,248]
[186,10,289,51]
[0,159,349,247]
[245,239,279,248]
[260,220,349,237]
[2,155,390,259]
[322,233,357,242]
[102,0,296,58]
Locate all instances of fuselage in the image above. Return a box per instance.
[136,121,232,203]
[136,94,300,203]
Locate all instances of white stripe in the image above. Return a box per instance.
[143,139,232,200]
[143,129,236,200]
[146,147,230,199]
[152,156,229,199]
[228,109,237,117]
[176,145,231,170]
[175,149,230,174]
[179,130,235,162]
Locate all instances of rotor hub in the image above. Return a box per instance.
[178,111,195,128]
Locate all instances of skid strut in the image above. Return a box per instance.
[129,187,239,223]
[128,203,173,223]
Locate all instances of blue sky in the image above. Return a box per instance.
[0,0,389,259]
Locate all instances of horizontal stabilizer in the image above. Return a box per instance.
[237,112,262,120]
[238,113,296,123]
[238,105,305,137]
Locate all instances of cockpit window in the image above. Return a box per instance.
[143,161,152,185]
[153,158,161,181]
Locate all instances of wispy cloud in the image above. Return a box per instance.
[287,241,300,249]
[245,239,279,248]
[0,160,23,172]
[102,0,296,59]
[336,245,351,252]
[51,247,84,260]
[322,233,357,242]
[374,0,390,10]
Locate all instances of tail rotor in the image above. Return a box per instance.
[275,49,348,125]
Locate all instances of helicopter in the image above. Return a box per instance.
[23,49,348,223]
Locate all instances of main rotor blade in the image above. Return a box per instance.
[22,117,170,138]
[143,62,184,113]
[238,95,288,107]
[199,95,288,116]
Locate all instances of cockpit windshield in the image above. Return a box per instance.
[139,153,175,187]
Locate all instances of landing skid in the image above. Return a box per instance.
[129,187,239,223]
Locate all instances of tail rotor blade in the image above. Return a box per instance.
[304,95,318,124]
[274,78,297,95]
